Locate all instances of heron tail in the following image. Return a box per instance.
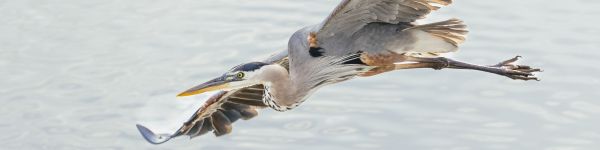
[404,18,468,54]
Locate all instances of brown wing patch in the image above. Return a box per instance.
[308,32,319,48]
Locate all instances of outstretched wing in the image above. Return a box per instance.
[315,0,456,56]
[137,51,289,144]
[318,0,452,38]
[136,86,267,144]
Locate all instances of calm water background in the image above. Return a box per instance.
[1,0,600,149]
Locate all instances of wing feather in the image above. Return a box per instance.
[136,51,289,144]
[318,0,452,37]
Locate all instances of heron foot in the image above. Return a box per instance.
[488,56,542,81]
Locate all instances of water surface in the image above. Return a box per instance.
[1,0,599,149]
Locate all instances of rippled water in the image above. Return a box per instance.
[1,0,599,149]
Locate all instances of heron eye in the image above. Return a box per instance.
[236,72,245,78]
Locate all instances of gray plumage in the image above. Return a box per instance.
[137,0,542,144]
[285,0,463,110]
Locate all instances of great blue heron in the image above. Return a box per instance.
[137,0,541,144]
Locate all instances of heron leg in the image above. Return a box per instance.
[395,56,542,81]
[359,65,395,77]
[358,52,406,77]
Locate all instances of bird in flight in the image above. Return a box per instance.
[137,0,541,144]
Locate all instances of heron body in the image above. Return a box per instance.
[183,0,469,111]
[137,0,541,144]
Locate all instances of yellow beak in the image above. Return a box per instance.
[177,76,232,97]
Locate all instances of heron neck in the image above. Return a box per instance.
[257,64,306,110]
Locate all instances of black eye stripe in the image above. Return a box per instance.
[230,62,267,72]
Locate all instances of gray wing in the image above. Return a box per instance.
[316,0,454,55]
[136,51,289,144]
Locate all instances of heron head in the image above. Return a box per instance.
[177,62,268,97]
